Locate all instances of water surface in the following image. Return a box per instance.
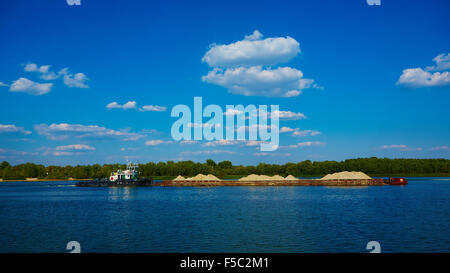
[0,177,449,252]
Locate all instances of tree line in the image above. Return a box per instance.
[0,158,449,180]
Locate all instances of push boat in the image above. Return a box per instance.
[76,162,153,187]
[383,177,408,185]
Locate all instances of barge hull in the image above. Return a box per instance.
[158,179,385,187]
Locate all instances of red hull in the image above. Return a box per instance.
[385,177,408,185]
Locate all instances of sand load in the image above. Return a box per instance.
[173,175,186,181]
[271,175,285,180]
[285,175,298,180]
[205,174,221,181]
[184,174,221,181]
[319,171,371,180]
[239,174,285,181]
[238,174,261,181]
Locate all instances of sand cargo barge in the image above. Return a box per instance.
[158,172,407,187]
[159,178,386,187]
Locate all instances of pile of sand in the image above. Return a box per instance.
[271,175,285,180]
[285,175,298,180]
[173,175,186,181]
[319,171,371,180]
[183,174,221,181]
[239,174,287,181]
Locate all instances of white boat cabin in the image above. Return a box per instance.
[110,163,138,181]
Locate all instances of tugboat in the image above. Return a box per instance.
[76,162,153,187]
[384,177,408,185]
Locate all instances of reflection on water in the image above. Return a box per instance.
[108,187,135,201]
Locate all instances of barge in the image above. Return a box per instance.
[159,178,387,187]
[158,177,408,187]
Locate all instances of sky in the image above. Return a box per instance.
[0,0,449,166]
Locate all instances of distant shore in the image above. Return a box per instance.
[1,173,449,182]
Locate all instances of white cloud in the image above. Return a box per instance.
[23,63,89,88]
[235,124,271,134]
[24,62,59,80]
[273,110,306,120]
[378,144,422,151]
[201,30,321,97]
[281,141,325,149]
[0,124,31,135]
[379,144,407,149]
[34,123,145,141]
[244,30,264,41]
[244,140,262,146]
[0,82,8,87]
[140,105,167,112]
[60,68,89,88]
[397,68,450,87]
[292,130,320,137]
[430,145,449,151]
[425,53,450,71]
[202,30,300,67]
[145,140,173,146]
[224,108,244,116]
[397,53,450,87]
[280,127,320,136]
[280,126,297,133]
[9,77,53,95]
[56,144,95,151]
[202,66,317,97]
[106,101,137,110]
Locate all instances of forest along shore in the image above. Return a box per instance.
[0,158,449,181]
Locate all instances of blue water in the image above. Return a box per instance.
[0,178,449,253]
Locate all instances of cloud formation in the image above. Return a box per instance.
[202,30,300,67]
[202,30,320,97]
[397,53,450,87]
[430,145,449,151]
[106,101,167,112]
[9,77,53,95]
[0,124,32,135]
[273,110,306,120]
[23,62,89,88]
[292,130,320,137]
[425,53,450,71]
[379,144,422,151]
[24,63,59,80]
[106,101,137,110]
[56,144,95,151]
[34,123,145,141]
[202,66,317,97]
[140,105,167,112]
[280,141,325,149]
[60,68,89,88]
[145,140,173,146]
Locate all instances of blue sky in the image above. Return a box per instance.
[0,0,449,166]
